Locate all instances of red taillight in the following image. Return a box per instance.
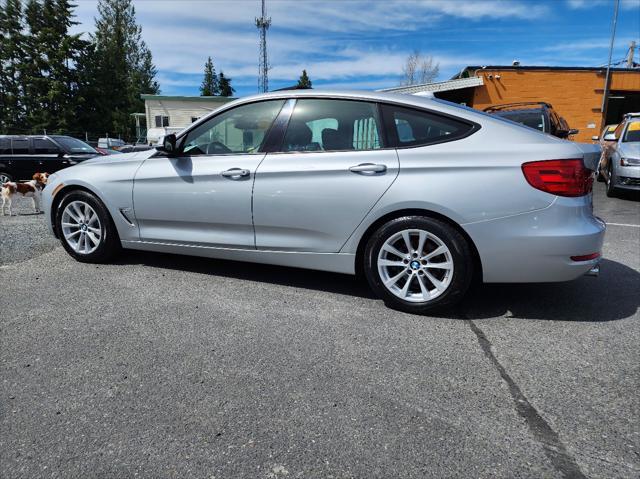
[570,253,600,262]
[521,159,593,197]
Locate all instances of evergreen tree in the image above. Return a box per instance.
[0,0,26,132]
[200,56,219,96]
[296,69,312,89]
[87,0,159,138]
[218,71,235,97]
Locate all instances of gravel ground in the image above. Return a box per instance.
[0,182,638,478]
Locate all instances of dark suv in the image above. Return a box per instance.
[483,102,578,139]
[0,135,99,183]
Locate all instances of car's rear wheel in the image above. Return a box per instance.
[0,172,13,184]
[364,216,473,314]
[605,162,618,198]
[56,190,120,263]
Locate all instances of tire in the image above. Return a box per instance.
[363,216,473,314]
[605,162,617,198]
[0,171,13,184]
[55,190,121,263]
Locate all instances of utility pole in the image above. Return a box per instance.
[256,0,271,93]
[627,40,636,68]
[601,0,619,129]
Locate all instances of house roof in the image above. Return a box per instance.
[141,95,235,102]
[454,65,639,79]
[377,76,484,94]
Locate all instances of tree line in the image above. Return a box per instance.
[0,0,159,141]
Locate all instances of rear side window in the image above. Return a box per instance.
[33,138,60,154]
[11,139,29,154]
[0,138,10,155]
[282,99,383,152]
[381,104,474,148]
[494,110,545,132]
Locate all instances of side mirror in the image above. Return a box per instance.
[591,135,599,141]
[603,133,617,142]
[157,133,177,155]
[568,129,579,136]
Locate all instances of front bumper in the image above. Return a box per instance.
[463,195,605,283]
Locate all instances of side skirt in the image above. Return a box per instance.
[120,240,356,275]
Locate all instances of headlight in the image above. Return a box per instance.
[620,157,640,166]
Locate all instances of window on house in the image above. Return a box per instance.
[155,115,169,127]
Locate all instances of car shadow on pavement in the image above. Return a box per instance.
[460,259,639,322]
[118,252,638,322]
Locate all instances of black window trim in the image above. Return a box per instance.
[162,96,481,158]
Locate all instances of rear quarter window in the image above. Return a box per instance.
[381,104,476,148]
[11,139,29,154]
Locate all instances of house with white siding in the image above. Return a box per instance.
[141,94,234,144]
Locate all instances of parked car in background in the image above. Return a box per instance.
[594,123,618,181]
[95,146,123,156]
[98,138,128,150]
[43,90,604,314]
[483,102,578,139]
[0,135,99,183]
[599,113,640,197]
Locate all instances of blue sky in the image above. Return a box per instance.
[71,0,640,97]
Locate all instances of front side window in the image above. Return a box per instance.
[622,120,640,143]
[33,138,61,154]
[382,104,474,147]
[11,139,29,154]
[282,99,382,152]
[181,100,284,155]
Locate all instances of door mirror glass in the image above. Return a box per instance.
[157,133,177,154]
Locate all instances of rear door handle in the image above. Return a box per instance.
[349,163,387,174]
[221,168,250,179]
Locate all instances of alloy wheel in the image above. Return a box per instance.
[377,229,454,303]
[0,173,11,184]
[61,201,102,254]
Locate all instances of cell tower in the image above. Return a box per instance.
[256,0,271,93]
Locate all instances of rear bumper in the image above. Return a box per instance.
[463,196,605,283]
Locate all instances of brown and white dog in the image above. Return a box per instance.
[1,172,49,216]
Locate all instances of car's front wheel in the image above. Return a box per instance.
[364,216,473,314]
[56,190,120,263]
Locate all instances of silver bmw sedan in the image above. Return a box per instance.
[43,90,605,313]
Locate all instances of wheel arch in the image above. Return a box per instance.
[354,208,483,283]
[50,184,110,239]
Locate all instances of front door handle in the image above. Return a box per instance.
[221,168,250,179]
[349,163,387,174]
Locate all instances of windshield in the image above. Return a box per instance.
[493,110,546,132]
[54,136,97,154]
[622,121,640,143]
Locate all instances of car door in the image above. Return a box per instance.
[10,137,38,180]
[133,99,285,248]
[253,98,399,253]
[32,137,66,173]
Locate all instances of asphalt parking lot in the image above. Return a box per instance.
[1,182,638,478]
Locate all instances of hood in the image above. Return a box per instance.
[76,149,156,166]
[619,142,640,160]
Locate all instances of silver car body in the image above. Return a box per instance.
[43,90,605,282]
